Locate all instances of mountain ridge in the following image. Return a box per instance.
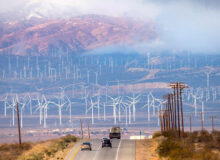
[0,15,157,56]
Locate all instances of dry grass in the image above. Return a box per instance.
[0,143,32,160]
[136,139,162,160]
[155,130,220,160]
[18,135,77,160]
[0,135,77,160]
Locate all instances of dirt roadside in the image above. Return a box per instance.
[136,139,162,160]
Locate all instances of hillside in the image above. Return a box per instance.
[0,15,157,56]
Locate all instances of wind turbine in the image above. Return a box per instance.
[125,105,128,126]
[87,97,96,124]
[95,92,101,120]
[191,92,202,116]
[35,95,45,125]
[50,96,67,127]
[4,94,8,117]
[201,101,205,121]
[19,96,29,128]
[7,95,19,126]
[206,88,210,102]
[212,88,217,102]
[154,98,167,126]
[66,97,77,123]
[142,93,152,122]
[103,102,106,121]
[107,96,120,125]
[205,71,211,89]
[27,94,32,115]
[41,94,52,128]
[127,93,141,122]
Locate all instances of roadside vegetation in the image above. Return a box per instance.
[0,135,78,160]
[153,130,220,160]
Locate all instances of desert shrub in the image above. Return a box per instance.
[157,136,195,159]
[63,134,77,143]
[157,139,181,157]
[58,140,67,150]
[212,131,220,143]
[162,131,179,139]
[0,143,32,160]
[183,131,190,138]
[0,143,31,152]
[43,135,77,158]
[45,146,58,157]
[185,131,201,143]
[157,130,220,160]
[26,153,44,160]
[193,149,220,160]
[198,130,213,143]
[169,147,194,160]
[153,131,162,139]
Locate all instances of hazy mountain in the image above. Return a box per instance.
[0,15,157,56]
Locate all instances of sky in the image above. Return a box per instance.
[0,0,220,54]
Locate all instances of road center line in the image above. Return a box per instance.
[71,145,81,160]
[115,140,122,160]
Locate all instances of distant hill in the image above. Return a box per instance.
[0,15,157,56]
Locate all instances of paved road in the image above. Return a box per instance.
[64,139,135,160]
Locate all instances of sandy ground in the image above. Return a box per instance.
[136,139,161,160]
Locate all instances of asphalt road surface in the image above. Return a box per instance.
[65,139,135,160]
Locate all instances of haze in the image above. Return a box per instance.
[0,0,220,54]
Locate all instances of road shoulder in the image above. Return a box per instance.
[64,141,82,160]
[136,139,161,160]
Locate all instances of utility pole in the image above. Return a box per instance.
[80,119,83,139]
[87,120,90,139]
[201,112,204,131]
[189,115,192,133]
[176,83,181,137]
[179,84,188,136]
[16,103,22,145]
[169,95,174,131]
[159,111,163,133]
[173,86,177,131]
[169,82,188,138]
[210,116,216,133]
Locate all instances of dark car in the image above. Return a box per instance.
[81,142,92,151]
[102,139,112,148]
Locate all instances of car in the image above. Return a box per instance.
[81,142,92,151]
[102,138,112,148]
[101,137,108,142]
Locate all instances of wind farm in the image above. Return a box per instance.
[0,52,219,144]
[0,0,220,159]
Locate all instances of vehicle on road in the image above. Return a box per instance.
[81,142,92,151]
[109,126,121,139]
[101,137,108,142]
[102,138,112,148]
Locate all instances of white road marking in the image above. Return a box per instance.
[115,140,122,160]
[93,143,102,160]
